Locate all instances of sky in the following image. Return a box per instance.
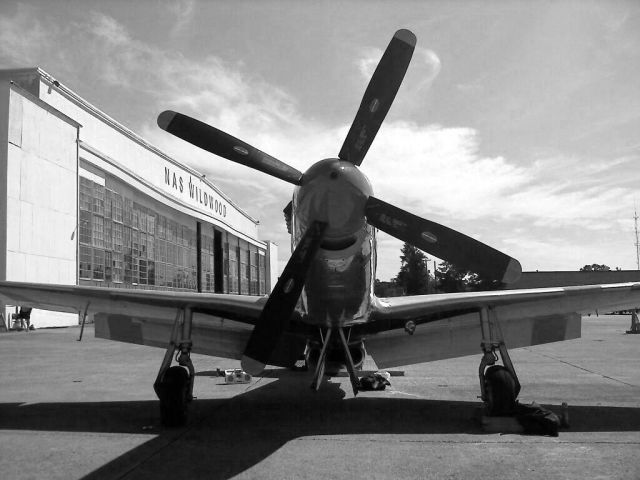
[1,0,639,280]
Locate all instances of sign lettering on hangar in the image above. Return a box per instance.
[164,166,227,218]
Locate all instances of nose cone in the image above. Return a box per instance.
[296,159,372,240]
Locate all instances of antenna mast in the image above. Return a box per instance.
[635,208,640,270]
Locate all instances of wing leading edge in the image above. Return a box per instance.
[0,280,271,361]
[365,282,640,368]
[0,280,267,321]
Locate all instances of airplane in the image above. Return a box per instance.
[2,29,640,427]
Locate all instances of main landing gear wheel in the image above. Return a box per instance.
[484,365,517,416]
[157,366,190,427]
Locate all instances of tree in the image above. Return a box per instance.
[435,262,468,293]
[436,261,501,293]
[394,243,431,295]
[580,264,611,272]
[374,279,404,297]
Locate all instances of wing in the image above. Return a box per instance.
[364,283,640,368]
[0,280,274,361]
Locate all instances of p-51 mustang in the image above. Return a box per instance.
[2,29,639,426]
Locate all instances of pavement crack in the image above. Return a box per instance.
[523,348,637,387]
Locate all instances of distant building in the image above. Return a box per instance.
[0,67,278,328]
[504,270,640,289]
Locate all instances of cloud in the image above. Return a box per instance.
[0,4,59,66]
[168,0,196,38]
[413,48,442,91]
[362,122,528,219]
[354,44,441,121]
[356,47,383,80]
[364,123,638,228]
[356,46,441,91]
[2,7,636,278]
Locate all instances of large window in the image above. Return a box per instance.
[92,183,104,216]
[79,177,92,212]
[227,242,239,294]
[250,246,258,295]
[201,232,215,292]
[77,170,263,294]
[93,249,105,280]
[113,192,123,223]
[79,211,91,245]
[92,215,103,248]
[258,251,266,295]
[239,240,249,294]
[113,252,123,282]
[79,245,92,280]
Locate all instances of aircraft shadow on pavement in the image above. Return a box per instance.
[2,377,640,480]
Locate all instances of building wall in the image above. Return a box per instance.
[0,79,9,290]
[2,85,79,327]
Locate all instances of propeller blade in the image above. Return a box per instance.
[338,29,416,166]
[365,196,522,284]
[157,110,303,185]
[242,221,327,375]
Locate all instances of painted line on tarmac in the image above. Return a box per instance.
[385,389,422,398]
[292,437,640,445]
[523,348,638,388]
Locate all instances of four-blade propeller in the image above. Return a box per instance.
[158,29,522,372]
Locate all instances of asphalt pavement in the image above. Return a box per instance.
[1,314,639,479]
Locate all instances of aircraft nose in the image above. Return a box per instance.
[296,158,372,240]
[326,182,365,233]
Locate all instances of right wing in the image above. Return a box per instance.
[364,282,640,368]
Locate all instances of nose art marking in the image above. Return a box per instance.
[233,146,249,155]
[283,278,295,294]
[421,231,438,243]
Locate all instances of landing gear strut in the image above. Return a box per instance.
[154,307,196,427]
[627,309,640,334]
[478,307,520,416]
[309,326,361,395]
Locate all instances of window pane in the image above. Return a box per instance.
[79,245,92,280]
[79,177,92,212]
[79,210,92,245]
[93,248,105,280]
[113,193,123,223]
[93,183,104,216]
[92,215,103,248]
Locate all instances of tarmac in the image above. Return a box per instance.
[1,314,639,480]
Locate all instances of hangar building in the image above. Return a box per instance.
[504,270,640,289]
[0,67,278,328]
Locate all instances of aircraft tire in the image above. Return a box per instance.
[159,366,189,427]
[484,365,517,416]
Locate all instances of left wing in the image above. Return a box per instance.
[364,283,640,368]
[0,281,273,361]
